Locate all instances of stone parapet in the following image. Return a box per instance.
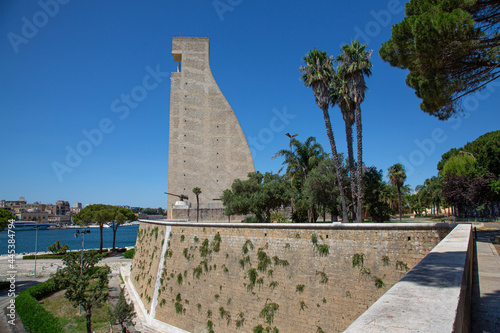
[345,223,473,333]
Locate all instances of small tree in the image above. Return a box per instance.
[192,187,202,222]
[54,251,110,333]
[47,240,69,255]
[112,287,136,333]
[110,207,137,251]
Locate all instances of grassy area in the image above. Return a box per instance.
[41,290,113,333]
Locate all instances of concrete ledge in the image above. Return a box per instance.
[344,223,473,333]
[141,219,456,230]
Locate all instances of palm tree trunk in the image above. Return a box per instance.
[321,107,349,222]
[345,121,357,221]
[355,105,363,223]
[196,195,200,222]
[397,186,402,222]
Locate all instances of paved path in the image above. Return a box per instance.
[472,227,500,333]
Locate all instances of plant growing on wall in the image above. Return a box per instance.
[396,260,409,271]
[242,239,254,254]
[296,284,305,293]
[257,248,272,272]
[260,299,279,325]
[316,271,328,284]
[272,256,289,267]
[352,253,365,268]
[235,312,245,328]
[212,233,222,252]
[299,301,308,312]
[382,255,390,265]
[193,266,202,279]
[373,277,384,288]
[269,281,279,290]
[240,256,251,269]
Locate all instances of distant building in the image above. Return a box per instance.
[55,200,70,216]
[71,202,83,214]
[1,197,27,209]
[48,215,71,224]
[16,211,48,222]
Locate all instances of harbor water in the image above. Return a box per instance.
[0,224,139,255]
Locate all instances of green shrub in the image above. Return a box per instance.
[270,212,287,223]
[15,279,64,333]
[124,248,135,259]
[243,216,259,223]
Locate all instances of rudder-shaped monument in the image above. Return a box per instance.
[167,37,254,209]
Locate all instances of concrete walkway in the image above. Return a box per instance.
[472,227,500,333]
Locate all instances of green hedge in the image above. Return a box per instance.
[124,248,135,259]
[0,281,10,291]
[15,278,64,333]
[23,249,109,260]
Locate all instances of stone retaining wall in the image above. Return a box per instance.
[130,221,455,332]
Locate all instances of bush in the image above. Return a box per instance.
[0,281,10,291]
[124,248,135,259]
[243,216,259,223]
[270,212,288,223]
[23,249,109,260]
[15,279,64,333]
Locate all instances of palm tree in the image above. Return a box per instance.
[192,187,202,222]
[300,48,349,223]
[388,163,407,222]
[330,71,357,220]
[336,40,373,223]
[273,136,326,222]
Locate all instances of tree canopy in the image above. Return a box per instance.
[74,204,136,253]
[0,208,15,232]
[221,172,292,223]
[380,0,500,119]
[437,130,500,176]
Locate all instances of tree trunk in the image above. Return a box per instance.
[99,224,104,254]
[345,120,357,221]
[86,308,92,333]
[355,104,363,223]
[112,223,118,251]
[196,195,200,222]
[322,107,349,223]
[397,186,402,222]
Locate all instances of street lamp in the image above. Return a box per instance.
[75,228,90,315]
[34,221,38,277]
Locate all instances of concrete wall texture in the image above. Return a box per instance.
[130,221,454,332]
[167,37,255,209]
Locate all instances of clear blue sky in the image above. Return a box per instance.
[1,0,499,208]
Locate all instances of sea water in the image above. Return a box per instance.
[0,224,139,255]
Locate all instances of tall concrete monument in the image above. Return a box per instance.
[167,37,254,209]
